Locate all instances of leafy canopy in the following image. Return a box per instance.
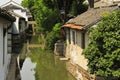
[83,10,120,78]
[21,0,87,50]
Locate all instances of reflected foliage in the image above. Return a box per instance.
[29,48,75,80]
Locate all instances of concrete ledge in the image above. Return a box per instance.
[59,57,70,61]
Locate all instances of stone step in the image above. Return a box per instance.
[59,57,70,61]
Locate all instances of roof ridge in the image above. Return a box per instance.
[0,0,23,9]
[66,5,118,30]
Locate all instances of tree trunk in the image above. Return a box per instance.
[88,0,94,8]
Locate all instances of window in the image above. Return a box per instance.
[68,28,71,44]
[81,32,85,49]
[67,29,76,45]
[72,31,75,44]
[71,30,76,45]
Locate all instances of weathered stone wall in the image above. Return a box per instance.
[54,40,64,56]
[66,62,91,80]
[65,29,88,70]
[65,29,89,80]
[0,19,12,80]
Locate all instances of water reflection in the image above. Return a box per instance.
[37,56,74,80]
[29,48,75,80]
[20,57,36,80]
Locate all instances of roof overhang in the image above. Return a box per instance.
[0,8,16,22]
[11,12,24,18]
[62,23,84,30]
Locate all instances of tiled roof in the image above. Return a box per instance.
[0,0,24,9]
[64,5,118,30]
[11,12,24,18]
[0,8,16,22]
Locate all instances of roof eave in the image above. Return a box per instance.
[62,23,84,30]
[0,8,16,22]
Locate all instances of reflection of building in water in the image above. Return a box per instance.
[20,57,36,80]
[27,20,36,35]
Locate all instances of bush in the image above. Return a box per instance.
[45,23,61,50]
[83,10,120,78]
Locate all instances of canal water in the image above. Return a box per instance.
[20,57,36,80]
[20,48,75,80]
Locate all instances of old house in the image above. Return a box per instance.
[1,0,28,34]
[0,8,15,80]
[62,1,119,80]
[0,0,34,53]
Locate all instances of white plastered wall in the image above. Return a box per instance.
[0,18,11,80]
[66,28,88,70]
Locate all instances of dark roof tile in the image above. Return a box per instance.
[0,8,16,22]
[66,6,118,29]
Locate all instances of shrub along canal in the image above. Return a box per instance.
[20,48,75,80]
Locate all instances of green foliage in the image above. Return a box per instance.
[43,0,55,9]
[55,0,88,22]
[30,36,40,44]
[52,23,61,31]
[46,23,61,50]
[83,10,120,78]
[22,0,58,32]
[69,1,88,16]
[100,11,110,17]
[21,0,28,7]
[21,0,88,50]
[34,3,58,32]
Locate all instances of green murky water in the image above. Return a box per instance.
[29,48,75,80]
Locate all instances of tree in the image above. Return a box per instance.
[55,0,88,23]
[88,0,94,8]
[83,10,120,79]
[21,0,28,7]
[22,0,58,32]
[21,0,88,50]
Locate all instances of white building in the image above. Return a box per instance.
[0,8,15,80]
[1,0,29,34]
[0,0,32,53]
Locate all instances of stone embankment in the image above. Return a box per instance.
[66,62,92,80]
[28,44,41,48]
[6,54,20,80]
